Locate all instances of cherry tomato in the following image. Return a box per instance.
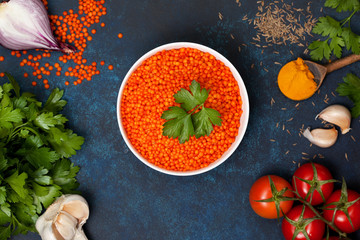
[249,175,294,219]
[323,189,360,233]
[292,163,334,205]
[282,205,325,240]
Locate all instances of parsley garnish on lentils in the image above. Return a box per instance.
[0,73,84,239]
[161,80,222,143]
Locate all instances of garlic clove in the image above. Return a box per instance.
[61,195,89,225]
[303,127,338,148]
[36,194,89,240]
[316,104,351,134]
[54,212,78,240]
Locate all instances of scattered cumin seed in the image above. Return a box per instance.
[302,157,310,160]
[274,61,282,65]
[270,139,276,142]
[264,68,269,72]
[281,108,287,110]
[298,163,301,168]
[293,143,297,146]
[287,129,291,135]
[351,135,356,142]
[292,160,296,164]
[295,103,300,108]
[331,91,336,97]
[273,51,280,54]
[271,97,275,106]
[345,153,349,162]
[302,152,309,155]
[230,34,235,39]
[238,46,241,52]
[219,12,223,20]
[285,150,290,155]
[282,124,285,130]
[287,117,293,122]
[251,63,255,69]
[312,102,315,106]
[276,122,279,128]
[290,50,294,55]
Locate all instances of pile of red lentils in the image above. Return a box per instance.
[121,48,243,172]
[0,0,121,89]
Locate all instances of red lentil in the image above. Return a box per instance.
[118,33,123,39]
[121,48,243,171]
[8,0,108,88]
[0,56,4,61]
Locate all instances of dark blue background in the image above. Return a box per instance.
[1,0,359,239]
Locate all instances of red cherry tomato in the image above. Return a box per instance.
[292,163,334,205]
[282,205,325,240]
[249,175,294,219]
[323,189,360,233]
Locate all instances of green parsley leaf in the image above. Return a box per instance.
[43,88,67,113]
[47,128,85,158]
[51,159,80,193]
[0,74,84,238]
[336,73,360,118]
[308,40,331,61]
[329,35,345,58]
[174,80,209,111]
[161,80,222,143]
[0,107,24,129]
[5,172,28,200]
[192,107,222,138]
[34,112,67,130]
[312,16,341,38]
[341,27,360,54]
[162,106,195,143]
[325,0,360,12]
[5,72,20,98]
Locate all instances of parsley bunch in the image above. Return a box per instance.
[308,0,360,61]
[161,80,222,144]
[336,73,360,118]
[0,73,84,239]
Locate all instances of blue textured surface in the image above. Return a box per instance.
[1,0,360,239]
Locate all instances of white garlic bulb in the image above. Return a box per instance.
[303,127,338,148]
[36,194,89,240]
[316,104,351,134]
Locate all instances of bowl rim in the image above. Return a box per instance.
[116,42,250,176]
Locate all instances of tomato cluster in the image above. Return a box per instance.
[249,163,360,240]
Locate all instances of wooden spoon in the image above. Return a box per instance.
[304,54,360,92]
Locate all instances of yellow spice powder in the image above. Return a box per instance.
[277,57,317,101]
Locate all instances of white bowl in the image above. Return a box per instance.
[116,42,249,176]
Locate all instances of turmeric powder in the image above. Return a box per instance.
[277,58,317,100]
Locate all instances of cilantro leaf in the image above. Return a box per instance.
[47,128,85,158]
[308,40,331,61]
[43,88,67,113]
[312,16,341,38]
[4,172,28,199]
[325,0,360,12]
[336,73,360,118]
[192,107,222,138]
[161,106,195,143]
[174,80,209,111]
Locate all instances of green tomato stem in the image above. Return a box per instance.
[298,198,347,238]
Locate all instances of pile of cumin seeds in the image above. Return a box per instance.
[248,0,317,49]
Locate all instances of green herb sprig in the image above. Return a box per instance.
[0,73,84,239]
[336,73,360,118]
[161,80,222,144]
[308,0,360,61]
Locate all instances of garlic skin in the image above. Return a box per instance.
[36,194,89,240]
[316,104,351,134]
[303,127,338,148]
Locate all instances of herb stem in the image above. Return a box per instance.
[298,198,348,238]
[340,10,357,27]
